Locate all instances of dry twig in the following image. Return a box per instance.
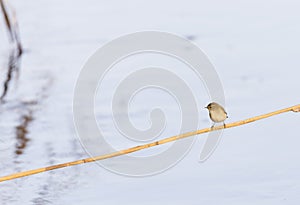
[0,104,299,182]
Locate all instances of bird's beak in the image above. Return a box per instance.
[204,106,207,109]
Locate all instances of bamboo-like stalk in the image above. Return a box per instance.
[0,104,299,183]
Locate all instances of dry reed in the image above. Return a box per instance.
[0,104,299,182]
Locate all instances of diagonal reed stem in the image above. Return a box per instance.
[0,104,299,182]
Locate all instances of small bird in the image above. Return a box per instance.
[205,102,228,128]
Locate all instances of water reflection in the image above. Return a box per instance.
[0,49,22,102]
[15,112,33,155]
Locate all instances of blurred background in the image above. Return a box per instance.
[0,0,299,204]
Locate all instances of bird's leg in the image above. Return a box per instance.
[223,122,226,128]
[210,123,215,129]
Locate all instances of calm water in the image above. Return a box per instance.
[1,0,300,204]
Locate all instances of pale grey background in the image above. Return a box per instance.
[0,0,299,204]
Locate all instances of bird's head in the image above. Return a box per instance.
[205,102,219,110]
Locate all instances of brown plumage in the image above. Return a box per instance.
[205,102,228,127]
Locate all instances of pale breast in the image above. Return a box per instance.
[209,107,227,122]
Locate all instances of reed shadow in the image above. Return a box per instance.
[0,49,22,102]
[15,112,33,155]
